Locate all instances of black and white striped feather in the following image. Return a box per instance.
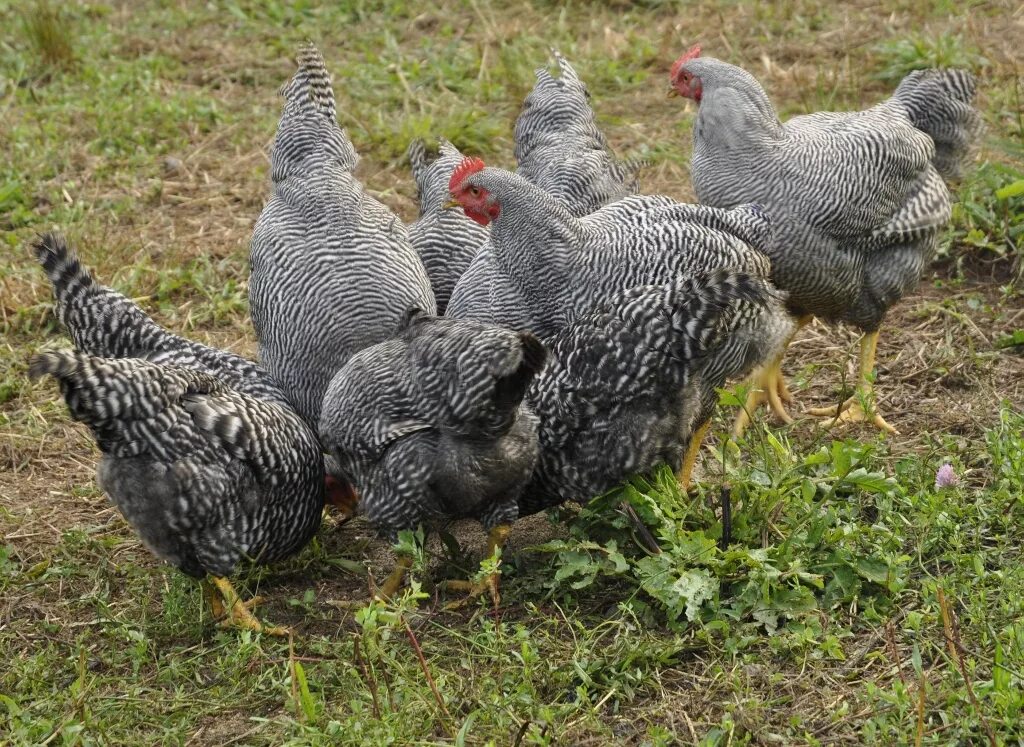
[514,50,644,217]
[446,167,787,354]
[30,350,325,578]
[406,138,489,314]
[520,269,783,514]
[318,313,544,539]
[679,56,981,331]
[250,43,435,427]
[35,232,289,406]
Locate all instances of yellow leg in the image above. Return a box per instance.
[376,555,413,600]
[328,554,415,610]
[677,420,711,490]
[732,315,811,438]
[807,330,897,434]
[208,576,288,637]
[444,524,512,610]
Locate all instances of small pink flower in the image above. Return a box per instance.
[935,464,960,489]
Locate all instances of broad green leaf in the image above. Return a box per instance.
[855,557,893,587]
[995,179,1024,200]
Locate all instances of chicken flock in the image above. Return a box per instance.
[30,41,981,634]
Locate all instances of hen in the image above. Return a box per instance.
[445,157,792,486]
[521,269,784,517]
[407,138,489,314]
[514,50,643,217]
[319,311,545,605]
[35,232,287,406]
[669,47,982,434]
[30,350,326,636]
[250,44,435,428]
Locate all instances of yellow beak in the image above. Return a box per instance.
[443,198,460,210]
[667,88,680,98]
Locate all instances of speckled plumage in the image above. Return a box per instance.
[30,351,325,579]
[319,313,545,539]
[35,233,289,406]
[445,166,788,358]
[676,55,981,331]
[406,139,489,314]
[514,50,643,217]
[520,270,784,514]
[250,44,435,427]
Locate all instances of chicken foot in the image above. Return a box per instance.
[204,576,289,637]
[732,315,811,438]
[806,330,897,434]
[443,524,511,610]
[677,419,711,491]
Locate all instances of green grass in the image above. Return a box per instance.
[1,0,1023,744]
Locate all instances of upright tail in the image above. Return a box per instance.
[271,42,358,181]
[893,68,983,181]
[406,138,469,216]
[514,49,601,163]
[34,233,179,360]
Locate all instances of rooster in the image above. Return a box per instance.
[446,156,792,488]
[669,46,982,435]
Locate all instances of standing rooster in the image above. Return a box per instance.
[407,138,489,314]
[514,50,644,217]
[669,47,982,434]
[250,44,435,428]
[446,156,792,488]
[319,311,545,606]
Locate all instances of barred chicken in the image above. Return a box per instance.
[319,311,545,605]
[407,138,489,314]
[445,156,792,486]
[669,47,982,434]
[250,44,435,428]
[35,233,288,406]
[32,233,354,632]
[514,50,643,217]
[30,350,325,636]
[520,270,784,517]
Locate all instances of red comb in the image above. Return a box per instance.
[670,44,702,82]
[449,156,486,192]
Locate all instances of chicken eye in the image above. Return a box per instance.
[469,186,481,197]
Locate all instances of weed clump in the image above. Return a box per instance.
[21,0,75,72]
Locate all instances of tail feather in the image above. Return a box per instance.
[406,137,470,217]
[281,42,337,122]
[272,43,358,180]
[406,137,429,187]
[893,68,983,181]
[493,331,547,412]
[29,350,220,448]
[34,233,175,359]
[657,269,780,362]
